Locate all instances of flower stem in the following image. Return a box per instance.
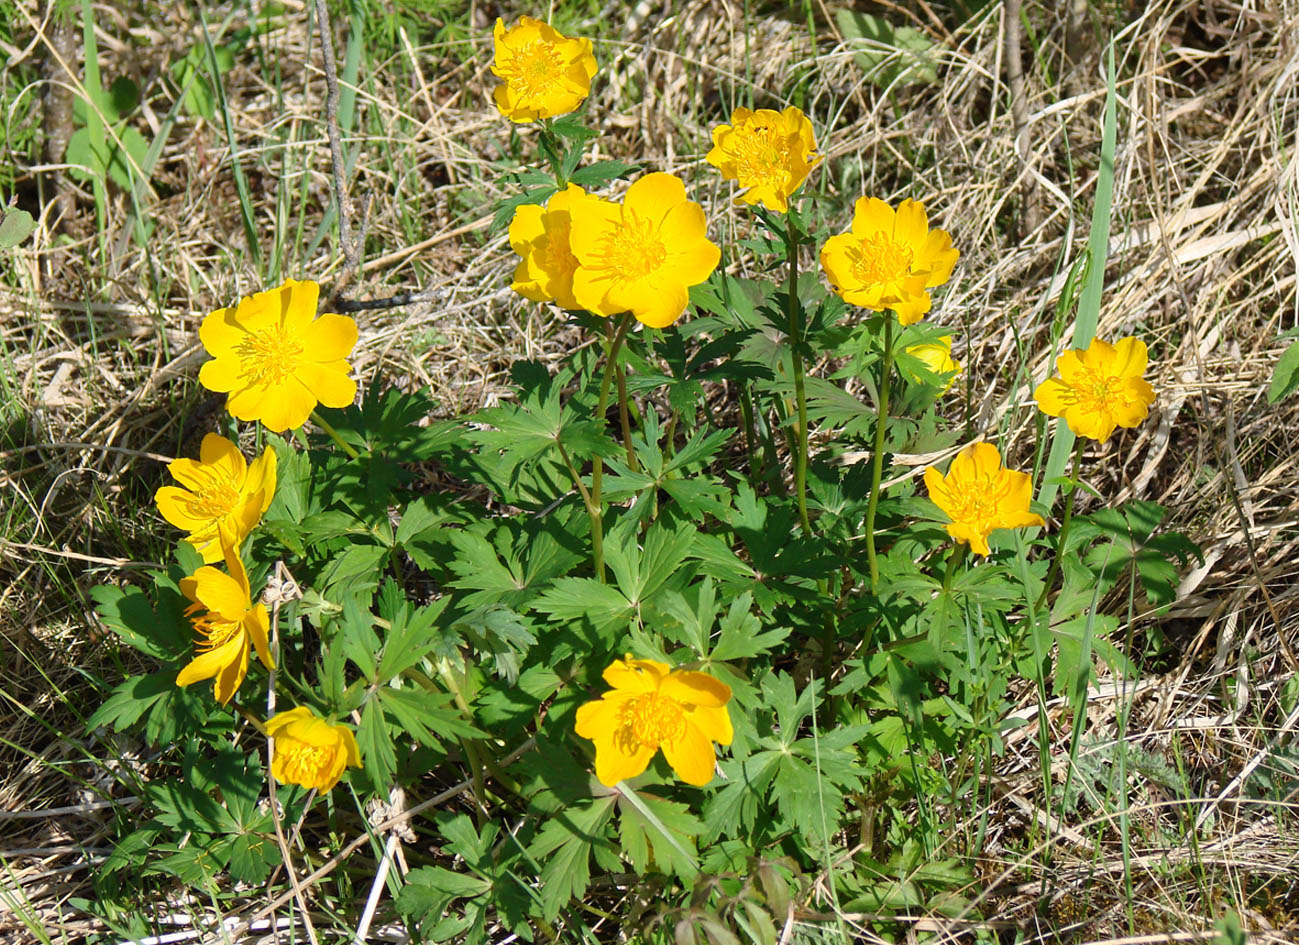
[615,353,640,472]
[1037,438,1086,610]
[785,214,812,537]
[588,314,635,582]
[941,541,968,594]
[310,409,359,460]
[864,317,895,594]
[538,120,567,188]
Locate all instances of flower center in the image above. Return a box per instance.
[600,217,666,281]
[616,692,686,752]
[236,325,304,386]
[944,475,1010,534]
[278,742,331,784]
[850,232,914,286]
[189,467,241,520]
[1071,370,1126,415]
[187,603,243,652]
[506,41,564,97]
[730,124,788,185]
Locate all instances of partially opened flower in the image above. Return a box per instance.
[569,173,721,328]
[492,17,597,122]
[904,336,961,393]
[705,106,820,213]
[175,532,273,705]
[1033,336,1156,443]
[509,184,605,310]
[154,434,277,563]
[820,197,959,325]
[575,657,732,787]
[266,706,361,792]
[924,443,1045,556]
[198,279,358,433]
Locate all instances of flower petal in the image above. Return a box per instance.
[662,723,717,786]
[296,361,357,409]
[660,671,730,708]
[593,735,656,787]
[302,313,359,362]
[624,173,686,229]
[602,658,668,692]
[686,703,733,746]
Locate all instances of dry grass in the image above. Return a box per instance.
[2,0,1298,940]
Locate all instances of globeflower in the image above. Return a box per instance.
[705,106,820,213]
[198,279,358,433]
[905,336,961,392]
[509,184,604,310]
[820,197,959,325]
[924,443,1045,557]
[175,533,273,705]
[492,17,597,122]
[575,657,732,787]
[266,706,361,792]
[1033,336,1156,443]
[154,433,277,563]
[569,173,721,328]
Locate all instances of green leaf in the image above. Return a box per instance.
[1269,337,1299,403]
[375,580,451,681]
[358,698,397,793]
[616,785,701,881]
[0,207,35,248]
[568,159,638,188]
[532,578,634,633]
[378,686,485,751]
[712,591,789,661]
[527,794,617,921]
[835,9,939,86]
[87,671,174,733]
[91,583,190,661]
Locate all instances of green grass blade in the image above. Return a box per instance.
[1037,42,1117,512]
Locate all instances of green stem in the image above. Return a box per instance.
[588,314,635,582]
[310,409,359,460]
[1037,438,1086,610]
[538,121,567,188]
[615,353,639,472]
[942,542,968,594]
[785,215,812,536]
[864,317,895,594]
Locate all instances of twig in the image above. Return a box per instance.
[224,737,537,940]
[311,0,361,302]
[1003,0,1039,236]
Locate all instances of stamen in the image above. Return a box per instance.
[850,233,914,286]
[236,325,305,386]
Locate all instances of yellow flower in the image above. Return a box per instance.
[819,197,959,325]
[905,336,961,393]
[198,279,358,433]
[509,184,604,310]
[492,16,597,123]
[575,657,732,787]
[705,106,820,213]
[175,533,273,705]
[266,706,361,792]
[1033,336,1156,443]
[924,443,1045,557]
[154,433,277,564]
[569,173,721,328]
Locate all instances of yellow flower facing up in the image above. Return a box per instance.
[492,17,597,123]
[904,336,961,393]
[175,533,273,705]
[1033,336,1156,443]
[568,173,721,329]
[705,106,821,213]
[198,279,358,433]
[154,433,277,564]
[820,197,959,325]
[266,706,361,792]
[576,657,733,787]
[924,443,1045,557]
[509,184,605,310]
